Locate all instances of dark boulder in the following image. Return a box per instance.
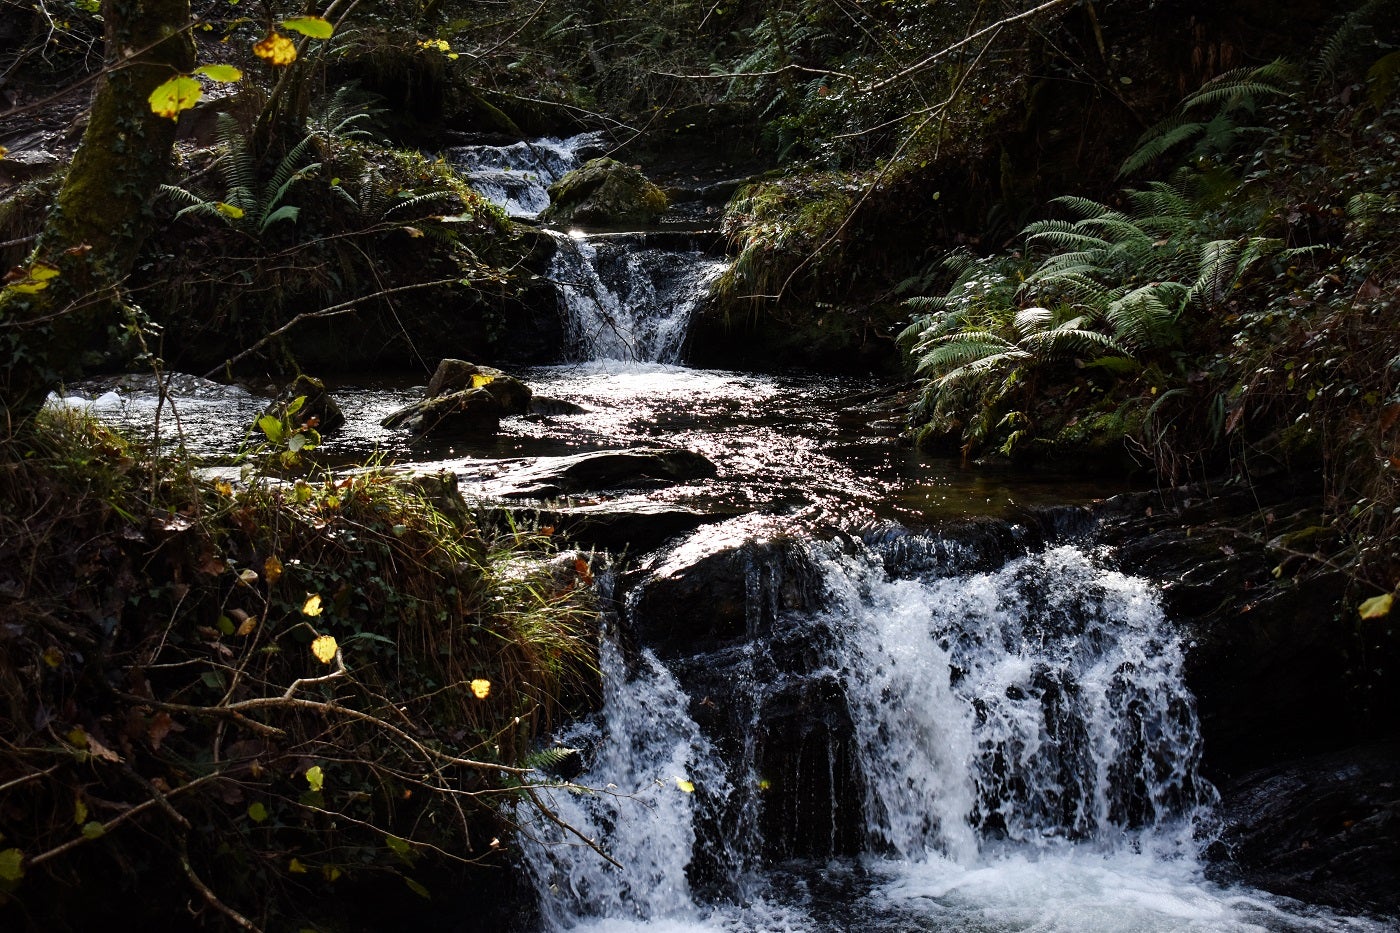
[381,359,532,437]
[496,447,717,499]
[539,157,669,226]
[490,499,726,553]
[265,374,345,433]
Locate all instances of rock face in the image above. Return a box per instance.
[1212,742,1400,916]
[381,359,532,436]
[539,157,669,226]
[617,518,867,864]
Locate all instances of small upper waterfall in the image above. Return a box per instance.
[547,232,727,363]
[448,133,604,218]
[449,132,729,364]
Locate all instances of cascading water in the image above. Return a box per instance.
[521,528,1381,931]
[546,232,727,363]
[448,133,603,218]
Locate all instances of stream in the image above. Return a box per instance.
[51,135,1393,932]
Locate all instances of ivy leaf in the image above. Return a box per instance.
[305,765,324,792]
[247,802,269,823]
[281,16,334,39]
[253,31,298,66]
[1359,593,1393,620]
[193,63,242,83]
[310,635,337,664]
[0,848,24,882]
[148,76,202,120]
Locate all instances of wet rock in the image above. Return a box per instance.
[424,358,532,413]
[539,157,669,226]
[490,500,725,553]
[529,395,589,416]
[624,518,823,658]
[265,374,345,433]
[1214,742,1400,916]
[497,447,716,499]
[382,359,532,437]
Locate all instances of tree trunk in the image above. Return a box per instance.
[0,0,194,425]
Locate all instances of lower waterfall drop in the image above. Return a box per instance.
[521,532,1381,931]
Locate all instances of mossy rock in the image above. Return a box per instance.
[539,157,669,226]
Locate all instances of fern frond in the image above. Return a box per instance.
[1120,119,1206,177]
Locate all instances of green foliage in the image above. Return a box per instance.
[161,113,320,237]
[1120,59,1296,177]
[0,413,598,928]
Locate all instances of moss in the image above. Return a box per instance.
[540,157,669,226]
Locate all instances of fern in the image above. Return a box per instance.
[1121,60,1295,177]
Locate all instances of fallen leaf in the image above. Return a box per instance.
[147,712,176,751]
[674,776,695,793]
[470,679,491,699]
[264,555,283,585]
[302,593,323,616]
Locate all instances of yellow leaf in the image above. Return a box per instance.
[470,373,495,388]
[214,479,233,496]
[194,63,242,82]
[215,202,245,219]
[288,857,307,874]
[281,16,334,39]
[237,568,259,586]
[42,646,63,668]
[0,146,7,160]
[0,848,24,882]
[147,75,202,120]
[311,635,337,664]
[1359,593,1394,620]
[264,555,283,585]
[253,31,297,66]
[247,802,268,822]
[81,821,105,840]
[305,765,324,792]
[74,797,88,826]
[302,593,323,616]
[5,261,60,294]
[236,616,258,637]
[470,678,491,699]
[674,776,695,793]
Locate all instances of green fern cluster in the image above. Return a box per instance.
[900,177,1289,455]
[162,113,321,238]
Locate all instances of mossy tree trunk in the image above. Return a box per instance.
[0,0,194,425]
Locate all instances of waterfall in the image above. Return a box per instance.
[823,540,1213,863]
[520,619,736,927]
[547,231,727,364]
[448,133,603,218]
[516,528,1351,931]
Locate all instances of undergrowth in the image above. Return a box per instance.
[0,407,598,930]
